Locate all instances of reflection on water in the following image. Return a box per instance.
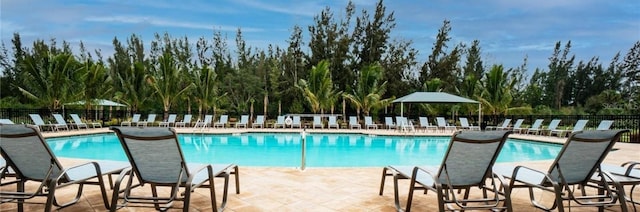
[48,133,562,167]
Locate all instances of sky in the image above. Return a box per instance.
[1,0,639,74]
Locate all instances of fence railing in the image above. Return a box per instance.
[1,108,638,142]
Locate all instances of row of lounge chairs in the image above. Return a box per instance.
[1,114,103,131]
[0,124,240,211]
[487,118,614,137]
[380,129,638,211]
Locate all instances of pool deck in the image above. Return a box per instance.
[1,127,638,211]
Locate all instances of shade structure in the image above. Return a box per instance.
[63,99,127,120]
[65,99,126,107]
[393,92,478,104]
[393,92,481,125]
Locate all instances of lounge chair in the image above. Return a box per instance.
[313,116,323,129]
[418,117,437,132]
[349,116,361,129]
[252,115,265,128]
[510,119,526,133]
[291,116,302,128]
[214,115,228,128]
[0,124,129,211]
[194,115,213,128]
[542,119,561,136]
[365,116,377,129]
[70,114,101,128]
[327,116,339,129]
[599,161,640,210]
[175,114,192,127]
[235,115,249,128]
[51,114,71,131]
[459,117,480,131]
[596,120,614,130]
[493,130,630,211]
[29,114,54,131]
[109,127,240,211]
[0,119,15,124]
[137,114,157,127]
[487,118,511,131]
[159,114,177,127]
[396,116,414,132]
[120,114,141,126]
[436,117,456,132]
[525,119,544,135]
[550,119,588,137]
[274,116,286,128]
[385,117,395,129]
[380,130,513,211]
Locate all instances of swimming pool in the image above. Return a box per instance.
[47,133,562,167]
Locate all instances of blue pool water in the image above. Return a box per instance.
[47,133,562,167]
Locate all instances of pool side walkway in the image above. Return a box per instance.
[1,127,638,211]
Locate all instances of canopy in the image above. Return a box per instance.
[393,92,481,124]
[65,99,126,107]
[393,92,478,104]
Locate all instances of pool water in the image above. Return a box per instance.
[47,133,561,167]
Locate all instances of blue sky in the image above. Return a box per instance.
[1,0,638,73]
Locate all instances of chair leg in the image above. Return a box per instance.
[234,166,240,194]
[379,167,391,195]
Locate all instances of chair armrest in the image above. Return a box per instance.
[58,161,102,185]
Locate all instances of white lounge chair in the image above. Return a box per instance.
[274,116,286,128]
[487,119,511,131]
[252,115,265,128]
[365,116,378,129]
[52,114,70,131]
[159,114,177,127]
[596,120,614,130]
[510,119,526,133]
[313,116,323,129]
[236,115,249,128]
[385,117,395,129]
[194,115,213,128]
[0,119,15,124]
[349,116,361,129]
[436,117,456,132]
[137,114,156,127]
[525,119,544,135]
[70,114,102,128]
[327,116,339,129]
[550,119,588,137]
[175,114,192,127]
[459,117,480,131]
[290,116,301,128]
[418,117,437,132]
[542,119,561,136]
[214,115,228,128]
[121,114,141,126]
[28,114,52,131]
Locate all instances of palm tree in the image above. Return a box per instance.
[476,64,514,115]
[76,60,113,110]
[298,60,339,114]
[113,61,150,113]
[191,65,225,118]
[343,63,393,117]
[148,52,194,119]
[17,53,81,110]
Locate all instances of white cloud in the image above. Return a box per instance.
[85,15,263,32]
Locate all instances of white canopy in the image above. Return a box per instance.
[393,92,482,124]
[65,99,126,107]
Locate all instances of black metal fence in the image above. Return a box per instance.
[1,108,638,142]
